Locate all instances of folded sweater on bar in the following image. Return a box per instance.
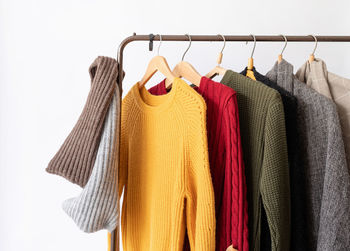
[62,88,120,233]
[46,56,121,187]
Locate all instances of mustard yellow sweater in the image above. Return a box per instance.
[110,78,216,251]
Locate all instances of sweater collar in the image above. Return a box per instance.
[133,78,182,113]
[240,66,257,76]
[295,59,333,100]
[266,59,295,93]
[156,76,210,93]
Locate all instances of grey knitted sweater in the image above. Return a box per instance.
[266,59,350,251]
[47,57,121,234]
[63,90,120,233]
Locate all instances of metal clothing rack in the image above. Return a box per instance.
[111,34,350,251]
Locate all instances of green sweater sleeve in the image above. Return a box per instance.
[260,98,291,251]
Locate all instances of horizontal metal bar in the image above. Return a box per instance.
[117,34,350,65]
[120,34,350,47]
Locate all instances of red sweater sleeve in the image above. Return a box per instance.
[222,95,249,251]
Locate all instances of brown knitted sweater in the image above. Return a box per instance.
[46,56,121,187]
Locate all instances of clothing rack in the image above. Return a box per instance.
[111,34,350,251]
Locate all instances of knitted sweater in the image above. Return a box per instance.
[149,77,249,251]
[240,67,306,251]
[220,70,291,251]
[119,78,216,251]
[267,59,350,251]
[62,89,120,233]
[296,59,350,167]
[46,56,121,187]
[46,56,121,234]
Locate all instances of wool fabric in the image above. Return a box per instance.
[220,70,291,251]
[46,56,121,187]
[266,59,350,251]
[149,77,249,251]
[240,67,307,251]
[296,59,350,167]
[62,89,120,233]
[118,78,215,251]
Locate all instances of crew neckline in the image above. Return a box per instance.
[158,76,209,92]
[220,69,234,84]
[133,78,181,113]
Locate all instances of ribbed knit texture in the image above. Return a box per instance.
[240,67,307,251]
[220,70,291,251]
[267,59,350,251]
[118,78,215,251]
[62,88,120,233]
[46,56,120,187]
[149,77,249,251]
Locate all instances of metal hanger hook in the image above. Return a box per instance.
[216,34,226,66]
[157,34,162,56]
[182,34,192,61]
[309,34,318,55]
[245,34,257,58]
[279,34,288,56]
[218,34,226,54]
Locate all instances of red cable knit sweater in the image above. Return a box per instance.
[149,77,249,251]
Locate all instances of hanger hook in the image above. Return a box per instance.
[218,34,226,54]
[157,34,162,56]
[216,34,226,66]
[309,34,318,56]
[245,34,257,58]
[279,34,288,56]
[182,34,192,61]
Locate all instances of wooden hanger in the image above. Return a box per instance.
[205,34,227,79]
[226,245,238,251]
[308,34,318,63]
[139,34,175,88]
[246,34,256,81]
[278,34,288,63]
[165,34,201,88]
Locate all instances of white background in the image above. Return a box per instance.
[1,0,350,250]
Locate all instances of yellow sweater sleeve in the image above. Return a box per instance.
[185,96,216,251]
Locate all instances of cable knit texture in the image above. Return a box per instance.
[267,59,350,251]
[62,89,120,233]
[220,70,291,251]
[149,77,249,251]
[118,78,215,251]
[46,56,120,187]
[240,67,307,251]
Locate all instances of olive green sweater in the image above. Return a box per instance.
[221,71,290,251]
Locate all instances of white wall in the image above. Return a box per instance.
[1,0,350,250]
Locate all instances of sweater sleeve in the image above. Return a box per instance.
[118,105,128,198]
[317,105,350,250]
[222,95,249,251]
[186,102,216,251]
[260,100,291,251]
[108,99,129,251]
